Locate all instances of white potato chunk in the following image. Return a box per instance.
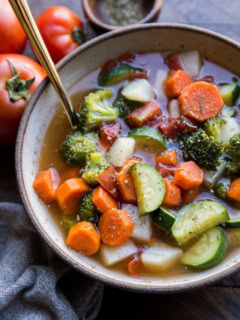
[141,243,182,273]
[100,240,137,267]
[122,79,155,103]
[122,204,152,243]
[203,161,227,190]
[106,137,135,167]
[153,69,168,96]
[220,117,240,146]
[178,50,202,77]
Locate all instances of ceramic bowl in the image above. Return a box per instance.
[16,24,240,293]
[83,0,163,31]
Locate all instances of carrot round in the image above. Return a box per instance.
[155,149,178,167]
[56,178,90,215]
[179,82,224,122]
[97,167,120,199]
[173,161,203,190]
[181,187,200,204]
[127,256,143,276]
[66,221,100,256]
[33,169,59,203]
[228,178,240,202]
[116,159,141,204]
[166,70,193,98]
[98,209,134,245]
[162,179,181,207]
[92,186,118,214]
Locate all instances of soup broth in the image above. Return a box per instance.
[36,52,240,278]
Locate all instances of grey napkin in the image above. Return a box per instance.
[0,202,104,320]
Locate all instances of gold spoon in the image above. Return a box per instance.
[9,0,80,129]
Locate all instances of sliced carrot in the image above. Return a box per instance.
[173,161,203,190]
[92,186,118,214]
[181,187,200,204]
[166,70,193,98]
[56,178,90,215]
[228,178,240,202]
[66,221,100,256]
[98,209,134,245]
[97,167,120,199]
[127,101,161,128]
[116,159,141,204]
[179,82,224,122]
[127,256,143,276]
[33,169,59,203]
[61,167,80,182]
[162,179,181,207]
[155,149,178,167]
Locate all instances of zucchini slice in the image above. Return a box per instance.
[152,207,176,231]
[128,127,167,153]
[225,217,240,228]
[130,162,166,216]
[219,82,240,106]
[172,200,230,245]
[180,227,227,269]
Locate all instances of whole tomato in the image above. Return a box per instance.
[0,54,46,145]
[0,0,26,54]
[37,6,84,63]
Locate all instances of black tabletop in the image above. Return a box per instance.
[2,1,240,319]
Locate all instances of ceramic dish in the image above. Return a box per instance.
[16,24,240,293]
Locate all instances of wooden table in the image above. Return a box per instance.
[2,1,240,319]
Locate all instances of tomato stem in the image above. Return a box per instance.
[6,60,35,101]
[72,27,83,45]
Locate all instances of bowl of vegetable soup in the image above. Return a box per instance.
[16,23,240,293]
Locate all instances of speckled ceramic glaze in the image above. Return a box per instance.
[16,24,240,293]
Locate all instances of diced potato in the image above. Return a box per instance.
[178,50,202,77]
[100,240,137,267]
[122,79,155,103]
[220,117,240,146]
[141,243,182,273]
[122,204,152,243]
[203,161,227,190]
[106,137,135,167]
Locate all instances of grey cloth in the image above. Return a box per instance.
[0,202,104,320]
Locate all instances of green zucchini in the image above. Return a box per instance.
[180,227,227,269]
[225,217,240,228]
[219,82,240,106]
[172,200,230,245]
[128,127,167,153]
[98,64,147,87]
[152,207,176,231]
[130,162,166,216]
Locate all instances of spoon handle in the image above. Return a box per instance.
[9,0,78,128]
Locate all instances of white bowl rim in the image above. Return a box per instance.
[16,23,240,293]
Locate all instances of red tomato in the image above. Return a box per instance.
[0,54,46,145]
[37,6,84,63]
[0,0,27,54]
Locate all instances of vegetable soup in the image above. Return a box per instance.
[34,51,240,277]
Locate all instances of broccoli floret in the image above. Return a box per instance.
[60,131,97,164]
[82,151,110,186]
[214,182,230,201]
[179,129,224,170]
[227,133,240,160]
[203,118,226,142]
[224,158,240,177]
[78,191,98,224]
[61,217,76,232]
[113,93,143,118]
[79,90,118,132]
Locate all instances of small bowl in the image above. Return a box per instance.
[16,24,240,293]
[83,0,163,31]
